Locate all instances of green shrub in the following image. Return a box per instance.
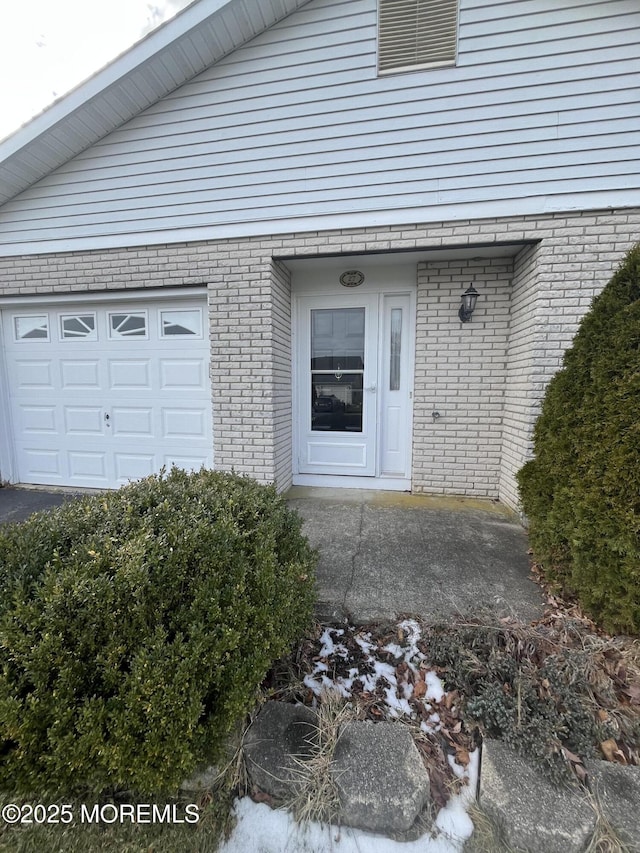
[0,468,317,796]
[517,243,640,634]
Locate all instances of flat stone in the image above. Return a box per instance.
[243,701,317,799]
[479,739,595,853]
[331,720,430,833]
[586,759,640,851]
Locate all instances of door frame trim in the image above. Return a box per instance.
[291,268,416,491]
[0,316,16,483]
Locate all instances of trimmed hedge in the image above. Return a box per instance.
[0,469,317,795]
[517,244,640,634]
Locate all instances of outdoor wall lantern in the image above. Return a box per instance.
[458,284,479,323]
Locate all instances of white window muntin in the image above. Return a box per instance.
[108,311,148,340]
[59,313,98,341]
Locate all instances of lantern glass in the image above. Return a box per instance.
[459,285,479,322]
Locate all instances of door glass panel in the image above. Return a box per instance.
[311,307,365,433]
[389,308,402,391]
[311,308,364,370]
[312,373,363,432]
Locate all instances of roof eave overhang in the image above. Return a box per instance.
[0,0,310,207]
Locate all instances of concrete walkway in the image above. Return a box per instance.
[287,487,544,624]
[0,483,544,625]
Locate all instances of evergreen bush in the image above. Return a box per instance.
[517,244,640,634]
[0,468,317,795]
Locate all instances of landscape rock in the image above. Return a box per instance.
[180,764,220,792]
[331,720,430,833]
[479,739,595,853]
[586,759,640,852]
[243,701,317,799]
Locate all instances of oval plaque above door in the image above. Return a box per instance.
[339,270,365,287]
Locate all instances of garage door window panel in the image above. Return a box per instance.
[14,315,49,341]
[160,309,202,338]
[60,313,97,341]
[108,312,148,339]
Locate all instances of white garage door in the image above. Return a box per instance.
[1,294,213,489]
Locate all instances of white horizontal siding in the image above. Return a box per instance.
[0,0,639,253]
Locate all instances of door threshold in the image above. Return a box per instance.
[292,474,411,491]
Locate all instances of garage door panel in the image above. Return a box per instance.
[23,448,61,477]
[20,405,57,433]
[162,408,206,439]
[69,451,108,480]
[115,453,155,481]
[109,359,152,390]
[14,360,54,388]
[164,455,209,471]
[112,407,154,437]
[60,359,101,389]
[64,406,104,435]
[160,359,205,389]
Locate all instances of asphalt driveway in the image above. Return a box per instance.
[0,486,75,524]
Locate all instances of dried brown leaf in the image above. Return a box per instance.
[443,690,459,710]
[455,745,470,766]
[600,739,627,764]
[413,680,427,699]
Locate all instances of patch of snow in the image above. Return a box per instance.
[399,619,422,644]
[420,713,442,735]
[218,776,478,853]
[304,672,351,699]
[226,621,480,853]
[435,749,479,843]
[354,633,375,654]
[318,628,344,658]
[424,671,445,702]
[382,642,407,659]
[304,625,450,728]
[447,753,466,780]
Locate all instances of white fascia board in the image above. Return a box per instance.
[0,190,637,257]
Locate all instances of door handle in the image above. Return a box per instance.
[366,384,377,392]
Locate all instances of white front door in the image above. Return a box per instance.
[296,291,413,483]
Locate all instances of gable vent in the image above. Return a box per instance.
[378,0,458,73]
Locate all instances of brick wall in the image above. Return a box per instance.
[1,206,638,507]
[413,257,512,497]
[499,243,542,509]
[271,259,293,490]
